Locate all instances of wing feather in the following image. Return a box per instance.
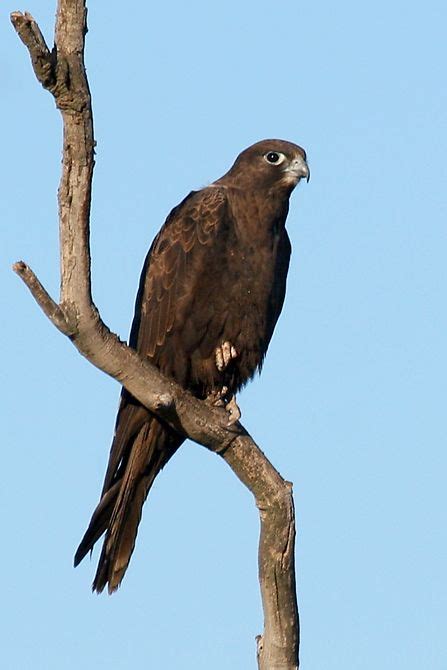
[131,187,228,381]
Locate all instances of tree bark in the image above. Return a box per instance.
[11,4,300,668]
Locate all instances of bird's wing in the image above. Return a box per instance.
[100,186,229,495]
[130,186,228,363]
[264,229,291,351]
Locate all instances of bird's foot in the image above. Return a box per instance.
[207,385,229,407]
[225,394,241,425]
[206,386,241,425]
[215,341,238,372]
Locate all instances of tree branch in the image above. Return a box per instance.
[11,4,299,668]
[13,261,72,335]
[10,11,54,89]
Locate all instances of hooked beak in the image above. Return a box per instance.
[288,155,310,183]
[284,156,310,184]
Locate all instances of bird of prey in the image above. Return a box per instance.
[74,139,309,593]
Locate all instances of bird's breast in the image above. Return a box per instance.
[206,230,281,388]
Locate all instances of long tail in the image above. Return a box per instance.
[74,403,183,594]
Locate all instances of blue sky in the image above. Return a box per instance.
[2,1,446,668]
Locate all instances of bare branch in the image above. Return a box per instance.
[12,261,73,335]
[10,11,54,89]
[12,3,300,667]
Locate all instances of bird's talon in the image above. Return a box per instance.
[225,395,241,425]
[206,386,228,407]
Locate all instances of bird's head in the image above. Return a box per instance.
[218,139,310,194]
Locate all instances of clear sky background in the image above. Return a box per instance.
[1,1,446,668]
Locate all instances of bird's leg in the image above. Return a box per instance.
[215,341,238,372]
[209,342,241,424]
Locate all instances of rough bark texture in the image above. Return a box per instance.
[11,4,300,668]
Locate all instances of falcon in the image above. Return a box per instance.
[74,139,309,593]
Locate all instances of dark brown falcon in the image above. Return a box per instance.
[74,139,309,593]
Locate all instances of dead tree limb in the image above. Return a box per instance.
[11,4,299,668]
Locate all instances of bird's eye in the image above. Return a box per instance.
[264,151,286,165]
